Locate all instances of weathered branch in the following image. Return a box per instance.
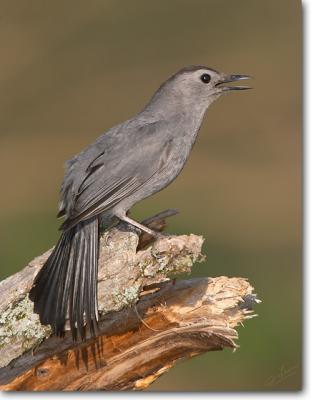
[0,210,259,391]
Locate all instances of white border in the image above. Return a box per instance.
[0,0,306,398]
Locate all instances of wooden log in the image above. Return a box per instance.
[0,210,259,391]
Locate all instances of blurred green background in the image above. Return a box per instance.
[0,0,301,391]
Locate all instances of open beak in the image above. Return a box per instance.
[215,74,252,91]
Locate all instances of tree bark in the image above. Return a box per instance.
[0,210,259,391]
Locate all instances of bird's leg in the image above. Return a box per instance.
[117,214,163,238]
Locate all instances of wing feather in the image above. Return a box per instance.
[60,176,141,230]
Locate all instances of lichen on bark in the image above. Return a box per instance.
[0,296,51,368]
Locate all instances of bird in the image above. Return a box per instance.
[29,65,251,341]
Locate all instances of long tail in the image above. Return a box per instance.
[29,216,99,341]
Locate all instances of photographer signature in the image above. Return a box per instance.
[265,364,298,387]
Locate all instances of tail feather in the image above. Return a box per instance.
[70,231,86,340]
[89,219,99,334]
[31,231,74,329]
[46,232,74,333]
[54,230,76,335]
[29,217,99,340]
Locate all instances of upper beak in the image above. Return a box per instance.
[215,74,252,91]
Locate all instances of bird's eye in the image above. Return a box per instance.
[200,73,211,84]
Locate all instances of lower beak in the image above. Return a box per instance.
[215,74,252,91]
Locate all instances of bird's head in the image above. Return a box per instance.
[153,65,251,111]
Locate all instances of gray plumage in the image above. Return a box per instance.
[29,65,250,340]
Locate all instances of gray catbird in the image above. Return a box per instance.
[29,65,250,340]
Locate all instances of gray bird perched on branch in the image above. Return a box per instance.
[29,65,251,341]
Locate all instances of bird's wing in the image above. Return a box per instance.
[59,120,174,231]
